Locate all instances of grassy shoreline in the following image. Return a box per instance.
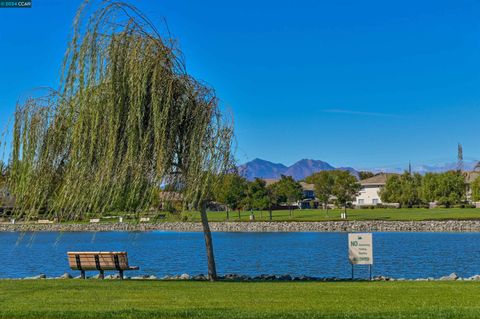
[95,207,480,222]
[0,280,479,318]
[4,208,480,224]
[194,207,480,222]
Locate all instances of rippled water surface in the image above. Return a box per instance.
[1,231,479,279]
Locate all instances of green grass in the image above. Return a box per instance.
[1,280,480,318]
[177,207,480,222]
[27,207,480,224]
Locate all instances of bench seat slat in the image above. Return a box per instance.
[67,251,137,271]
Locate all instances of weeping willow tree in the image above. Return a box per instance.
[6,0,233,281]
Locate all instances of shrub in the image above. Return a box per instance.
[410,204,429,209]
[452,204,476,209]
[359,205,376,209]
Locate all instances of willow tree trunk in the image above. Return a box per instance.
[200,203,217,281]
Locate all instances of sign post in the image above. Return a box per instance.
[348,233,373,280]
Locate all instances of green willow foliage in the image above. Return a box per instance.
[7,1,233,220]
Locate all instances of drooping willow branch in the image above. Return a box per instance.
[6,0,234,221]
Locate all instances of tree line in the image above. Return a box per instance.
[214,174,303,219]
[380,171,478,207]
[213,170,362,218]
[213,170,480,215]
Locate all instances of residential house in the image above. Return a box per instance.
[298,182,318,209]
[354,173,398,207]
[299,182,315,200]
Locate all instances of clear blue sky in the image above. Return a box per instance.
[1,0,480,169]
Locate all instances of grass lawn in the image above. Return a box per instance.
[0,280,480,318]
[39,207,480,224]
[177,207,480,222]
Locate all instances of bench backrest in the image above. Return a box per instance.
[67,252,130,271]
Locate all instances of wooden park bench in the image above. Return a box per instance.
[67,252,139,279]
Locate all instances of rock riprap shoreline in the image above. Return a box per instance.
[2,220,480,232]
[6,272,479,282]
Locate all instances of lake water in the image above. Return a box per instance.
[1,231,480,279]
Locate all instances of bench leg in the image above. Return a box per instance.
[99,270,104,280]
[80,270,86,279]
[119,270,124,280]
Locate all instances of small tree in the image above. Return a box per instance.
[399,173,423,207]
[435,171,465,207]
[274,175,303,217]
[380,172,422,207]
[380,175,402,204]
[471,176,480,202]
[243,178,269,218]
[358,171,375,180]
[265,183,279,221]
[306,171,335,213]
[332,170,361,215]
[421,173,439,203]
[214,173,247,220]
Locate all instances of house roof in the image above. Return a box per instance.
[360,173,398,186]
[299,182,315,191]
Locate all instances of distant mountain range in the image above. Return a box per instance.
[238,158,358,180]
[238,158,479,181]
[373,161,479,175]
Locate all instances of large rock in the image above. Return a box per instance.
[224,273,241,281]
[293,275,310,281]
[373,275,391,281]
[254,274,276,281]
[131,275,153,280]
[439,273,458,281]
[58,273,72,279]
[179,273,191,280]
[468,275,480,281]
[192,274,207,281]
[278,274,292,281]
[24,274,46,280]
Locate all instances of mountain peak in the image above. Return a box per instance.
[285,159,335,180]
[251,158,283,165]
[238,158,287,180]
[239,158,480,180]
[239,158,340,180]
